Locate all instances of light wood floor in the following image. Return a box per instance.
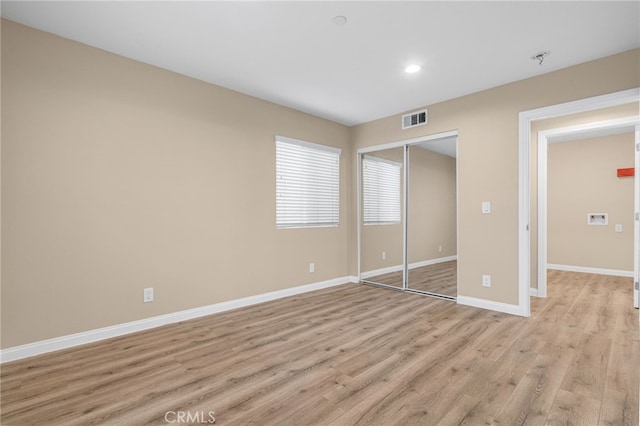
[1,270,638,425]
[409,261,456,297]
[364,260,457,297]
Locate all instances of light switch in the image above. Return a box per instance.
[482,201,491,214]
[615,224,623,233]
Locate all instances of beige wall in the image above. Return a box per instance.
[2,18,639,350]
[360,223,403,273]
[547,134,634,271]
[351,48,640,305]
[1,20,351,348]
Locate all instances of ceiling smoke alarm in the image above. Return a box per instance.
[332,15,347,25]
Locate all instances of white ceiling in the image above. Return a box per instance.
[2,1,639,126]
[414,136,457,158]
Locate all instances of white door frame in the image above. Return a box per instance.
[537,116,640,298]
[518,87,640,317]
[635,124,640,308]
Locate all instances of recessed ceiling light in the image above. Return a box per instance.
[404,64,421,74]
[333,15,347,25]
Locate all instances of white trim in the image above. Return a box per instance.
[547,264,634,277]
[518,109,532,317]
[457,295,523,316]
[519,88,640,318]
[360,255,458,280]
[530,287,540,297]
[357,130,458,155]
[402,145,409,289]
[0,277,351,363]
[357,153,362,280]
[543,117,639,143]
[361,264,403,279]
[537,129,548,298]
[635,125,640,308]
[408,255,458,270]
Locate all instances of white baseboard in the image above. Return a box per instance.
[547,264,634,277]
[457,295,526,317]
[360,264,402,279]
[0,276,351,363]
[360,255,457,280]
[529,287,539,297]
[408,255,457,270]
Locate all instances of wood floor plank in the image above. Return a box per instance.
[364,260,457,297]
[408,260,457,296]
[327,312,508,425]
[598,389,637,426]
[457,337,540,424]
[609,275,640,337]
[560,333,611,401]
[545,389,600,426]
[599,325,640,426]
[1,272,638,425]
[491,351,575,426]
[562,273,602,332]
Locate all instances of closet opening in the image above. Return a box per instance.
[357,131,458,301]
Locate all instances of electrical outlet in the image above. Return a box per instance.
[438,245,442,252]
[309,262,315,273]
[382,251,386,260]
[482,275,491,288]
[143,287,154,303]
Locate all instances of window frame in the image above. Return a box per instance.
[275,135,342,229]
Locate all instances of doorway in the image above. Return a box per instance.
[518,88,640,316]
[537,117,639,301]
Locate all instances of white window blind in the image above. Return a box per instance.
[276,136,341,228]
[363,155,402,225]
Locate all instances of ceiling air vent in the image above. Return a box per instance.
[402,109,428,130]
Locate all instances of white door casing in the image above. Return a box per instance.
[634,124,640,308]
[518,88,640,317]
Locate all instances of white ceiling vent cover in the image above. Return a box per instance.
[402,109,428,129]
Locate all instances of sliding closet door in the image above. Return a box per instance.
[406,141,457,298]
[360,148,405,289]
